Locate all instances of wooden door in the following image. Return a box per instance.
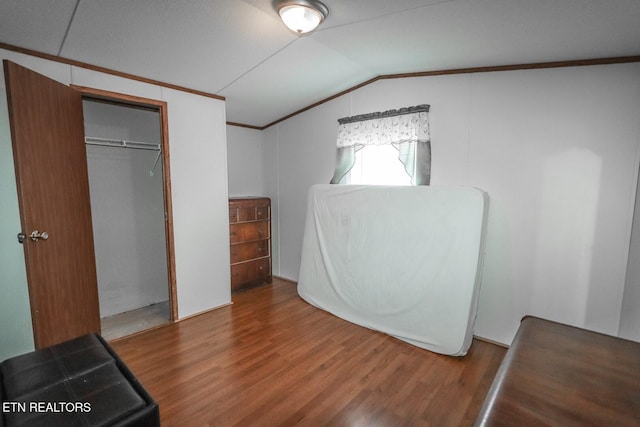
[4,60,100,348]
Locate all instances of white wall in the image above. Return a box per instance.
[160,86,230,317]
[226,125,263,197]
[261,62,640,345]
[262,125,281,278]
[84,100,169,318]
[0,48,231,339]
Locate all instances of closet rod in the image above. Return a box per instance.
[85,136,161,151]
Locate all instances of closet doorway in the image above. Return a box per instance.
[79,87,177,340]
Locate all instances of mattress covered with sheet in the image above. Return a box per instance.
[297,184,489,356]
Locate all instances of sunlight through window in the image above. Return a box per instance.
[346,145,412,185]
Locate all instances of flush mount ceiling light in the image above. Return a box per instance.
[273,0,329,34]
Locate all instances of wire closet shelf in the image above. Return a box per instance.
[84,136,161,151]
[85,137,162,176]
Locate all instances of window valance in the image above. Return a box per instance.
[331,104,431,185]
[336,104,430,148]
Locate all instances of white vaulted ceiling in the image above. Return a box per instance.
[1,0,639,128]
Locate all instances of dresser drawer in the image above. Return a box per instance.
[230,240,270,264]
[229,199,270,224]
[231,258,271,290]
[229,220,270,244]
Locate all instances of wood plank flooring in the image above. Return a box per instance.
[110,278,506,426]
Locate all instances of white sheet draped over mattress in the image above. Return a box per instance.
[297,184,489,356]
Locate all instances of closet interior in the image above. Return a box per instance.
[83,98,171,340]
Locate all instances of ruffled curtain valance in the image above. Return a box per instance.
[330,104,431,185]
[336,104,430,148]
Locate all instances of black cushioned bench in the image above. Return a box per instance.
[0,333,159,427]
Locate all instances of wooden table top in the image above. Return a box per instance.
[475,316,640,426]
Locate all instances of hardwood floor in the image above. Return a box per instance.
[110,278,506,426]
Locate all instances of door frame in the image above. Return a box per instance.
[73,85,178,322]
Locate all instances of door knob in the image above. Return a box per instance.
[30,230,49,242]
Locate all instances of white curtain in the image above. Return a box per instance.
[330,105,431,185]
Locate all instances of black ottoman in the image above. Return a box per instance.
[0,334,159,427]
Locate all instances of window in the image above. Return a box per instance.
[330,105,431,186]
[345,145,412,185]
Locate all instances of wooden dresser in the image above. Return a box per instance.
[228,197,272,292]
